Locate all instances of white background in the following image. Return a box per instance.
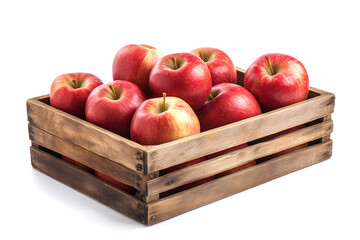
[1,0,359,239]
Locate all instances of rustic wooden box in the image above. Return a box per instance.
[27,68,335,225]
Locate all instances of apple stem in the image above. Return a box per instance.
[199,51,205,61]
[109,84,118,100]
[162,92,166,112]
[72,79,78,89]
[208,93,214,100]
[171,57,178,70]
[265,56,275,75]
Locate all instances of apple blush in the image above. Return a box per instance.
[50,72,103,119]
[191,47,237,86]
[85,80,146,139]
[149,52,212,111]
[196,83,262,132]
[244,53,309,112]
[130,93,200,145]
[112,44,163,95]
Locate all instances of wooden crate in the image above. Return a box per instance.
[27,67,335,225]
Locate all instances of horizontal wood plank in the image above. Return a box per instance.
[147,120,333,195]
[147,140,333,225]
[146,92,335,173]
[30,146,147,224]
[27,96,147,173]
[29,124,144,190]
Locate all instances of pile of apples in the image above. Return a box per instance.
[50,44,309,194]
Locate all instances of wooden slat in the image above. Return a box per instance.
[28,123,143,190]
[322,115,332,142]
[135,172,160,203]
[145,92,335,173]
[30,146,147,224]
[236,67,246,86]
[147,140,333,225]
[147,120,333,195]
[26,96,147,173]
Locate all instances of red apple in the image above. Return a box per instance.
[190,47,237,85]
[244,53,309,112]
[85,80,146,138]
[149,52,212,111]
[94,170,136,195]
[256,125,308,163]
[159,157,215,198]
[112,44,163,94]
[50,72,103,119]
[130,94,200,145]
[196,83,262,132]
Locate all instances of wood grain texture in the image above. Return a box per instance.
[147,140,333,225]
[29,123,144,190]
[145,91,335,173]
[322,115,332,142]
[30,146,147,224]
[147,120,333,195]
[27,96,147,173]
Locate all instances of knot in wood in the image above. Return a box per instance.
[166,180,175,185]
[150,215,156,221]
[31,150,36,159]
[327,97,335,106]
[138,215,145,223]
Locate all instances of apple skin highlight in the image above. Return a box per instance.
[244,53,309,112]
[191,47,237,86]
[50,72,103,119]
[149,52,212,111]
[85,80,146,138]
[196,83,262,132]
[112,44,163,95]
[130,96,200,145]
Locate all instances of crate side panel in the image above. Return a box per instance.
[147,120,333,195]
[147,140,332,225]
[30,146,147,224]
[26,96,146,173]
[29,124,144,190]
[146,92,335,173]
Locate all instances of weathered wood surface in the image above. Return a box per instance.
[30,146,147,224]
[145,91,335,173]
[27,96,147,173]
[146,120,333,195]
[29,123,143,190]
[147,140,333,225]
[322,115,332,142]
